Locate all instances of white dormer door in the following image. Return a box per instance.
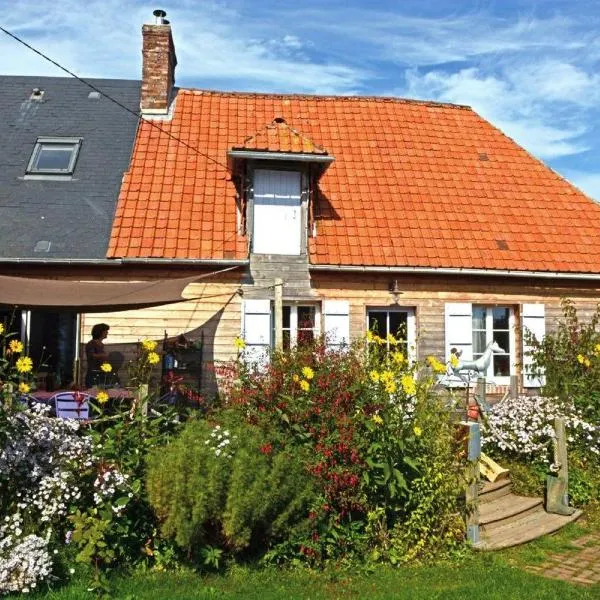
[253,169,302,255]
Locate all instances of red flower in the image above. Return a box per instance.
[259,443,273,455]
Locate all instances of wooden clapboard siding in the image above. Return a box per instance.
[80,281,242,396]
[312,271,600,362]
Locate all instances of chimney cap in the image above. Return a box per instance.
[153,9,167,24]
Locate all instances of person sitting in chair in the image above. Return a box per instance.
[85,323,110,388]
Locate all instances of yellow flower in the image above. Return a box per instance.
[427,356,446,374]
[18,382,30,394]
[366,330,375,342]
[142,339,157,352]
[401,374,416,396]
[386,333,399,346]
[292,374,300,383]
[585,357,591,368]
[302,366,315,380]
[15,357,33,373]
[595,344,600,355]
[413,426,422,437]
[9,340,24,354]
[96,391,109,404]
[100,362,112,373]
[450,354,459,368]
[372,414,384,425]
[147,352,160,365]
[376,335,385,345]
[234,336,246,350]
[380,370,394,383]
[391,351,404,365]
[369,370,380,383]
[577,353,585,364]
[300,380,310,392]
[0,323,4,335]
[385,381,397,394]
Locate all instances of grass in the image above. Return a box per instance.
[29,552,599,600]
[24,506,600,599]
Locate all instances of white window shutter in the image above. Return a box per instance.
[445,303,473,360]
[522,303,545,388]
[242,299,271,366]
[323,300,350,350]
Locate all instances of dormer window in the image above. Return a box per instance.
[228,118,334,256]
[253,168,302,255]
[27,137,82,175]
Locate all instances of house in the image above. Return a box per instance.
[5,12,600,395]
[0,75,141,385]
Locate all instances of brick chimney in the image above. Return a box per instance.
[141,9,177,114]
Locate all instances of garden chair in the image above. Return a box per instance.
[50,391,92,420]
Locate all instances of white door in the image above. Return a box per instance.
[253,169,302,255]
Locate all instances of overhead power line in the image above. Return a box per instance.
[0,24,231,173]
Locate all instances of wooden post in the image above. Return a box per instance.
[134,383,149,417]
[509,375,518,399]
[546,417,575,515]
[274,277,283,351]
[463,421,481,545]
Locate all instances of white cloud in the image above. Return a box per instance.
[562,170,600,203]
[403,67,591,160]
[0,0,364,94]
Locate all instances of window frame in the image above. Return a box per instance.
[275,302,321,349]
[366,306,417,362]
[472,305,515,384]
[26,137,82,175]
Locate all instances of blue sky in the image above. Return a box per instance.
[2,0,600,199]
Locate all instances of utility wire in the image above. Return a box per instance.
[1,24,249,258]
[0,25,231,173]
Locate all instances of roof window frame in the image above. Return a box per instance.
[26,137,82,176]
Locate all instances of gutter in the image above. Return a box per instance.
[0,258,249,266]
[228,150,335,164]
[309,263,600,281]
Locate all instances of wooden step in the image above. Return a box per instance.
[476,508,583,550]
[480,494,543,532]
[479,478,512,503]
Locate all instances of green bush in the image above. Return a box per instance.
[146,416,316,557]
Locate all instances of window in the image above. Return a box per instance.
[472,306,514,381]
[278,304,320,349]
[252,169,303,255]
[367,308,416,359]
[27,137,81,175]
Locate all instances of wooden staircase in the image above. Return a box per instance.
[475,478,583,550]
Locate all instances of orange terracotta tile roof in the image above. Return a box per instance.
[108,89,600,273]
[233,117,327,155]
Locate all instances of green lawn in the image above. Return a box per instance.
[28,555,598,600]
[27,507,600,600]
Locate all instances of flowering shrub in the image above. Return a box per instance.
[0,403,94,593]
[527,298,600,422]
[148,335,465,566]
[127,338,161,388]
[482,395,599,459]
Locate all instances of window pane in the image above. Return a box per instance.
[282,306,291,328]
[473,330,486,355]
[494,332,510,353]
[297,330,314,347]
[368,312,387,336]
[493,354,510,377]
[282,330,291,350]
[35,145,74,171]
[389,312,407,340]
[492,307,509,330]
[297,306,315,329]
[472,306,486,330]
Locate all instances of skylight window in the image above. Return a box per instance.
[27,137,82,175]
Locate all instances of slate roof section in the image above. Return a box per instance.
[108,89,600,274]
[0,76,140,260]
[233,118,328,155]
